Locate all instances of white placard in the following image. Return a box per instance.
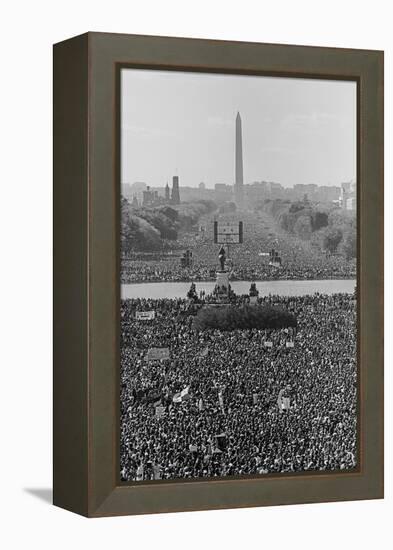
[136,310,155,320]
[146,347,170,361]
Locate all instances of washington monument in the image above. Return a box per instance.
[234,112,244,209]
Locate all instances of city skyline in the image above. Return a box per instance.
[122,178,352,192]
[121,69,356,188]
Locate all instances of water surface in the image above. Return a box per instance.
[121,279,356,300]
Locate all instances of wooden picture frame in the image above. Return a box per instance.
[53,32,383,517]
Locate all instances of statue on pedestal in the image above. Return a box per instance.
[218,246,226,271]
[213,246,231,303]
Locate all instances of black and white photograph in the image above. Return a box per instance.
[119,69,358,483]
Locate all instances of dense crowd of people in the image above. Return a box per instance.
[121,212,356,283]
[120,291,357,481]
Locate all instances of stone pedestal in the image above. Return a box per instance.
[216,270,229,289]
[215,270,230,302]
[249,295,258,305]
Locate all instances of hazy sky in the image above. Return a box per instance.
[121,69,356,188]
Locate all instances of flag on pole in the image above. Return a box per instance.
[173,386,191,403]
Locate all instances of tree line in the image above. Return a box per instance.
[258,199,356,259]
[121,197,217,253]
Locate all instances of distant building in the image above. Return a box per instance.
[122,181,147,204]
[178,186,215,202]
[142,186,152,206]
[215,183,233,204]
[132,181,147,191]
[165,183,170,201]
[244,182,267,206]
[171,176,180,205]
[131,195,139,208]
[290,183,340,203]
[346,196,356,210]
[143,186,160,206]
[265,182,284,198]
[293,184,318,199]
[316,185,341,202]
[121,183,133,200]
[340,181,356,210]
[199,182,206,190]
